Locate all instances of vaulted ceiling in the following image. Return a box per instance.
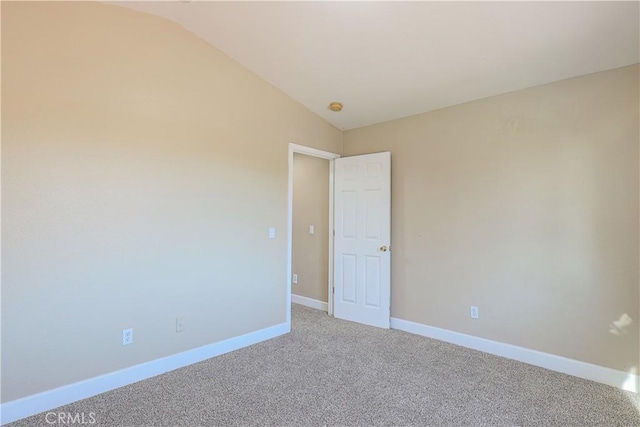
[115,1,639,130]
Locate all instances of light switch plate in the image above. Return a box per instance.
[269,227,276,239]
[309,225,315,235]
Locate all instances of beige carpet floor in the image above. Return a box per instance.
[9,304,640,426]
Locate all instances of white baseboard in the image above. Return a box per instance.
[291,294,328,311]
[391,317,638,393]
[1,322,289,425]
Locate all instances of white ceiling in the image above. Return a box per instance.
[114,1,639,130]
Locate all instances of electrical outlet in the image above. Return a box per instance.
[292,274,298,284]
[176,317,185,333]
[309,225,315,235]
[470,306,479,319]
[122,328,133,345]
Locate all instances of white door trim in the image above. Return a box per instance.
[287,143,340,322]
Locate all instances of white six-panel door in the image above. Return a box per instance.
[334,152,391,328]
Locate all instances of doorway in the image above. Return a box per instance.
[286,144,391,329]
[291,152,331,312]
[287,144,340,325]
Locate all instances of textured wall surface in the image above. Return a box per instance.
[1,2,341,402]
[344,65,639,373]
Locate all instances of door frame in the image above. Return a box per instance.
[287,143,340,324]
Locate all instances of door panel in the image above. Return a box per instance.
[334,152,391,328]
[342,254,357,303]
[365,189,381,239]
[341,191,358,239]
[364,255,381,307]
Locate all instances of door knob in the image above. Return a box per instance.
[380,245,389,252]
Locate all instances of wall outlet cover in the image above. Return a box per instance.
[122,328,133,345]
[470,306,479,319]
[176,317,185,333]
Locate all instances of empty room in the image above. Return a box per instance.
[2,1,639,426]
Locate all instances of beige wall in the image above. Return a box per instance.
[292,154,330,303]
[1,2,341,402]
[343,64,639,372]
[2,0,638,405]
